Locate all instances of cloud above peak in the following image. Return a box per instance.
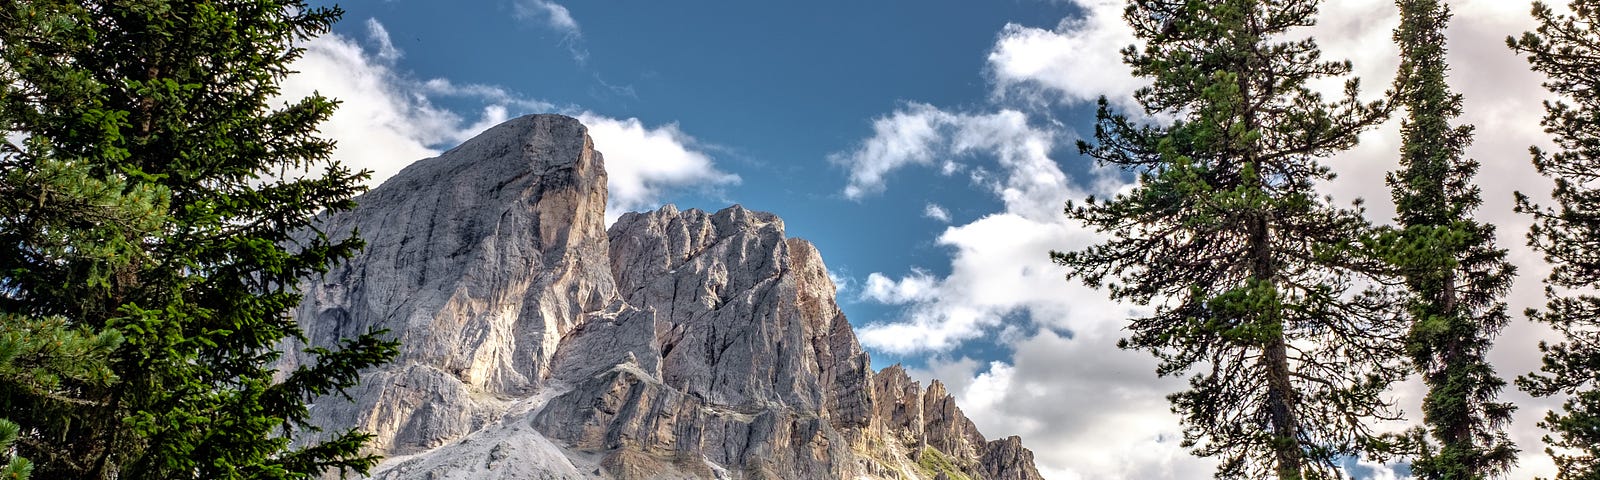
[283,19,734,224]
[576,114,742,222]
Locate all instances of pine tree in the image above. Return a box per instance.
[0,139,156,475]
[1050,1,1403,478]
[1509,2,1600,478]
[1384,1,1518,478]
[0,1,398,478]
[0,306,108,480]
[0,418,31,479]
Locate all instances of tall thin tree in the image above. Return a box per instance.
[1510,2,1600,479]
[1051,1,1403,478]
[1386,1,1518,478]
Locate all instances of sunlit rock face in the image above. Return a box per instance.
[289,114,1045,480]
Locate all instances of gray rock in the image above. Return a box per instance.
[980,436,1046,480]
[290,114,1045,479]
[287,114,615,454]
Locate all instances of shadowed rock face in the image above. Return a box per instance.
[291,114,1044,480]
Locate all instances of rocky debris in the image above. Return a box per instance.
[292,114,1045,479]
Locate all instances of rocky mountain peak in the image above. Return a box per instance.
[291,114,1044,479]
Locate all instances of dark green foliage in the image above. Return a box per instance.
[0,1,398,479]
[1383,2,1519,479]
[1510,2,1600,479]
[1050,1,1404,478]
[0,418,31,479]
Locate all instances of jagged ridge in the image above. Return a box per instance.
[288,114,1044,479]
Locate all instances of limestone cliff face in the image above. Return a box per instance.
[293,114,1044,480]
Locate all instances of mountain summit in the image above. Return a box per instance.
[287,114,1044,479]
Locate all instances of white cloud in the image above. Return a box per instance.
[832,103,1091,222]
[1349,458,1412,480]
[283,19,733,224]
[365,18,402,63]
[855,211,1133,354]
[511,0,586,63]
[280,27,456,186]
[420,78,558,112]
[987,0,1143,110]
[576,113,741,222]
[861,269,941,305]
[831,104,952,199]
[836,100,1129,354]
[512,0,580,36]
[939,331,1215,480]
[924,203,952,223]
[904,356,982,395]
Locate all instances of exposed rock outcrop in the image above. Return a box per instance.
[291,114,1045,479]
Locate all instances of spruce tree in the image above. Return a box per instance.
[1509,2,1600,478]
[1385,1,1518,478]
[0,1,398,478]
[1050,1,1403,478]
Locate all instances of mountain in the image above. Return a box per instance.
[286,114,1045,480]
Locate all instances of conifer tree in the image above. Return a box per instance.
[0,1,398,478]
[0,418,31,479]
[1509,2,1600,478]
[1051,1,1403,478]
[1384,1,1518,478]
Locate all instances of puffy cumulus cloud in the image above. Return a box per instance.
[575,113,741,222]
[840,101,1130,354]
[861,269,941,305]
[280,26,461,186]
[832,103,1094,221]
[831,104,952,199]
[933,331,1215,480]
[987,0,1143,110]
[855,211,1131,355]
[283,19,733,224]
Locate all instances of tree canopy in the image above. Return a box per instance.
[0,1,397,478]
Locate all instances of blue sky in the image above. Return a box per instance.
[302,0,1108,369]
[284,1,1566,478]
